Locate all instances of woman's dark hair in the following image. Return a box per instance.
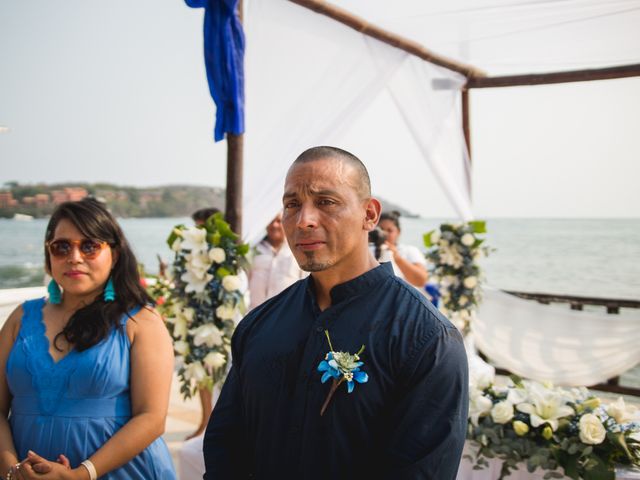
[191,207,220,224]
[45,197,152,352]
[379,210,402,231]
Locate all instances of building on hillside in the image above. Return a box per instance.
[51,187,88,204]
[0,192,18,208]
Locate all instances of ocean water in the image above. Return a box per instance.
[1,217,639,300]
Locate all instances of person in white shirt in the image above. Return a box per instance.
[249,213,306,310]
[378,210,429,287]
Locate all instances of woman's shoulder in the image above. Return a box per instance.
[0,297,43,343]
[125,305,169,342]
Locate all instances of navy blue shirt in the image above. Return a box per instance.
[203,262,468,479]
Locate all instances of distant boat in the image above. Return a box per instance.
[12,213,34,221]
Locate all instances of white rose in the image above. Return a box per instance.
[181,270,213,294]
[430,231,441,244]
[209,247,226,264]
[203,351,226,370]
[174,340,190,356]
[184,361,207,383]
[222,275,241,292]
[579,413,606,445]
[463,276,478,289]
[491,401,514,424]
[190,324,224,348]
[216,304,235,320]
[461,233,475,246]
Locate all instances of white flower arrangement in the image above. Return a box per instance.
[424,221,491,334]
[467,372,640,480]
[164,212,250,398]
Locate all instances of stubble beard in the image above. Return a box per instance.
[299,251,333,272]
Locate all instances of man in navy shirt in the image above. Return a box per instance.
[203,146,468,479]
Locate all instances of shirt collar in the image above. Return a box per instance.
[305,262,394,307]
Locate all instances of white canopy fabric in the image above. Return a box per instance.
[242,0,472,242]
[326,0,640,76]
[473,287,640,386]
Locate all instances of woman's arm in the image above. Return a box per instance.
[0,306,22,474]
[387,243,429,286]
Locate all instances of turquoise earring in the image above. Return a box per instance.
[48,279,62,304]
[104,277,116,302]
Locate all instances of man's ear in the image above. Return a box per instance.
[363,197,381,232]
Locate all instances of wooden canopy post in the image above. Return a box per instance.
[225,0,244,237]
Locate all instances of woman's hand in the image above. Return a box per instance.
[384,240,398,256]
[13,451,85,480]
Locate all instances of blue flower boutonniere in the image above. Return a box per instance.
[317,330,368,416]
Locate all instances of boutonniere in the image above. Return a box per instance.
[317,330,368,416]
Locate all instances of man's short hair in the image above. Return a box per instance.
[293,146,371,199]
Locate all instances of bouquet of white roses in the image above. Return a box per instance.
[165,212,250,399]
[467,372,640,480]
[423,220,490,335]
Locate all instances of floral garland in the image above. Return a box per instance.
[164,213,249,399]
[468,371,640,480]
[423,220,490,335]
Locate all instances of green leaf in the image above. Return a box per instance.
[582,454,614,480]
[237,243,250,256]
[423,230,435,247]
[217,266,231,278]
[166,224,185,248]
[208,232,221,246]
[610,432,634,461]
[469,220,486,233]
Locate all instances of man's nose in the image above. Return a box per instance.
[296,203,319,230]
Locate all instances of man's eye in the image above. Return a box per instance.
[284,201,299,209]
[318,199,335,206]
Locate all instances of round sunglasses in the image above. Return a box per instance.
[46,238,111,260]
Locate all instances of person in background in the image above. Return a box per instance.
[378,210,429,288]
[0,198,176,479]
[192,208,220,227]
[248,213,306,310]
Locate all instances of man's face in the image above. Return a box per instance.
[282,158,370,273]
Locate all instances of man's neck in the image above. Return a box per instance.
[311,252,379,311]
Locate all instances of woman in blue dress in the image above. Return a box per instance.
[0,198,176,479]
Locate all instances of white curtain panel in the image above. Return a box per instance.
[473,287,640,386]
[242,0,473,242]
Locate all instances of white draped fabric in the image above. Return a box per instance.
[241,0,472,242]
[473,287,640,386]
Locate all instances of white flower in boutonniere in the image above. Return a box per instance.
[469,389,493,426]
[209,247,226,264]
[222,274,242,292]
[317,331,368,416]
[190,324,224,348]
[180,226,208,252]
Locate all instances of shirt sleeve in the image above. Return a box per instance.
[384,323,469,480]
[400,244,427,266]
[202,366,249,479]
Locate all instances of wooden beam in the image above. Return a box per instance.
[467,63,640,89]
[288,0,484,79]
[225,0,244,237]
[462,88,471,161]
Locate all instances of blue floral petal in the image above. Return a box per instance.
[347,380,355,393]
[321,371,333,383]
[328,359,338,369]
[353,370,368,383]
[317,360,330,372]
[353,362,363,368]
[327,352,334,360]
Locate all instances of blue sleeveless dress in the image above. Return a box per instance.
[6,298,176,479]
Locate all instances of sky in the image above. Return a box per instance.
[1,0,639,218]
